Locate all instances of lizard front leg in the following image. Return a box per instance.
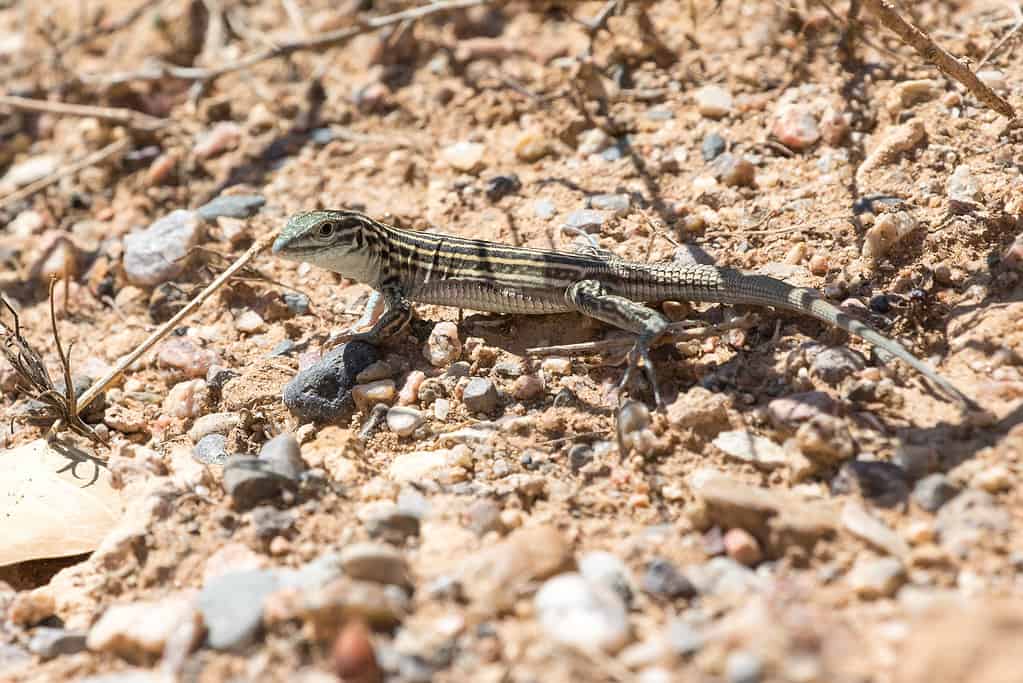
[565,279,669,407]
[345,282,413,345]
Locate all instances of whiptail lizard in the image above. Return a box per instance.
[273,209,977,410]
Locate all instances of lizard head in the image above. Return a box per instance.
[273,210,377,269]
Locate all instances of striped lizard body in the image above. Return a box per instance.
[273,209,976,410]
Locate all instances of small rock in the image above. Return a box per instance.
[578,128,611,155]
[535,573,630,653]
[972,465,1011,493]
[832,460,909,508]
[701,133,726,161]
[259,433,305,480]
[514,129,551,162]
[193,433,229,465]
[250,506,295,539]
[197,194,266,222]
[157,338,219,378]
[723,528,762,566]
[198,570,280,650]
[541,357,572,375]
[28,627,88,659]
[641,559,696,600]
[510,374,544,400]
[388,447,464,484]
[333,618,381,683]
[484,174,521,202]
[726,650,764,683]
[564,209,607,232]
[686,557,762,598]
[386,406,425,437]
[912,474,960,512]
[188,412,241,442]
[947,164,980,205]
[587,193,631,215]
[665,619,703,656]
[283,341,380,421]
[856,120,926,184]
[86,593,199,661]
[712,431,788,470]
[976,69,1007,90]
[463,377,499,414]
[772,104,820,151]
[811,346,866,384]
[234,309,265,334]
[795,414,855,466]
[123,210,203,286]
[2,155,60,191]
[847,556,905,599]
[579,551,633,605]
[841,502,909,559]
[282,293,310,315]
[767,391,837,428]
[464,499,505,536]
[886,80,937,113]
[424,321,462,367]
[8,587,55,626]
[710,153,756,187]
[441,141,485,172]
[352,379,397,411]
[193,122,243,160]
[533,199,557,220]
[820,107,849,145]
[694,85,733,119]
[163,378,208,419]
[146,152,178,186]
[361,503,420,543]
[340,542,411,588]
[222,456,297,510]
[936,489,1010,555]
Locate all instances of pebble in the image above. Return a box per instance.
[510,374,544,400]
[587,193,631,215]
[726,650,764,683]
[193,433,229,465]
[772,104,820,151]
[947,164,980,205]
[564,209,608,232]
[694,85,733,118]
[352,379,397,411]
[767,391,837,428]
[424,321,462,367]
[0,154,59,189]
[283,341,380,421]
[157,338,219,378]
[193,122,243,160]
[541,357,572,375]
[361,503,421,543]
[464,499,504,536]
[333,618,381,683]
[397,370,425,406]
[832,460,909,508]
[459,525,573,611]
[340,542,411,588]
[250,506,295,539]
[972,465,1011,493]
[712,430,788,470]
[912,474,957,511]
[283,292,310,315]
[811,346,866,384]
[795,414,855,466]
[820,107,849,145]
[935,488,1012,556]
[356,360,393,384]
[197,194,266,222]
[163,378,208,419]
[847,556,905,598]
[28,627,88,659]
[440,141,485,172]
[388,448,462,484]
[86,593,199,660]
[259,433,305,480]
[386,406,425,437]
[687,557,762,598]
[976,68,1007,90]
[198,569,280,650]
[723,528,762,566]
[533,199,557,220]
[578,128,611,155]
[123,210,203,286]
[188,412,241,442]
[710,153,756,187]
[222,455,297,510]
[579,551,633,605]
[485,174,521,202]
[856,120,925,183]
[146,152,178,186]
[234,309,265,333]
[463,377,499,414]
[535,573,630,653]
[514,129,551,162]
[886,79,937,113]
[8,587,55,626]
[641,558,696,600]
[841,502,909,560]
[701,132,726,161]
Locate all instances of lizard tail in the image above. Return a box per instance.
[728,272,979,410]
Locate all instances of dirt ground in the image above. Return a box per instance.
[1,1,1022,681]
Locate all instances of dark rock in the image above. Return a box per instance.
[831,460,909,508]
[194,433,230,465]
[28,627,87,659]
[259,433,305,480]
[283,341,380,421]
[197,195,266,222]
[811,346,867,384]
[642,558,696,600]
[249,505,295,539]
[568,444,593,472]
[485,174,521,202]
[222,455,298,510]
[198,570,280,650]
[912,474,960,512]
[206,365,238,393]
[462,377,499,414]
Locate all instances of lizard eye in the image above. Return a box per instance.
[317,221,337,239]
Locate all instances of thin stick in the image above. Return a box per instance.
[861,0,1015,118]
[526,315,757,358]
[0,138,130,211]
[0,95,169,132]
[85,0,491,85]
[978,4,1023,68]
[75,233,276,415]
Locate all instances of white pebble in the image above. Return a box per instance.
[694,85,733,119]
[425,321,462,367]
[863,211,916,260]
[541,357,572,375]
[234,310,265,333]
[441,141,485,172]
[386,406,425,437]
[397,370,426,405]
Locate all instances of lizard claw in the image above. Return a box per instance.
[617,341,664,409]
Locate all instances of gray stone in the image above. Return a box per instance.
[665,619,703,655]
[564,209,608,232]
[259,433,305,480]
[701,133,726,161]
[767,391,838,428]
[282,341,380,421]
[282,292,310,315]
[811,346,867,384]
[641,558,696,600]
[28,627,87,659]
[831,460,909,508]
[535,573,630,653]
[222,455,297,510]
[726,650,763,683]
[712,430,788,470]
[198,569,280,650]
[340,542,411,588]
[249,505,295,539]
[587,193,631,215]
[579,551,633,605]
[465,498,504,537]
[913,474,960,512]
[197,195,266,222]
[386,406,425,437]
[533,199,556,220]
[847,556,905,598]
[193,434,229,465]
[936,489,1010,555]
[123,210,203,286]
[364,506,421,542]
[687,557,761,598]
[463,377,499,414]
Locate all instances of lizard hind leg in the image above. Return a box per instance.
[565,279,670,407]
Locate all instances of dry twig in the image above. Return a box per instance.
[83,0,492,85]
[0,95,169,132]
[0,137,130,211]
